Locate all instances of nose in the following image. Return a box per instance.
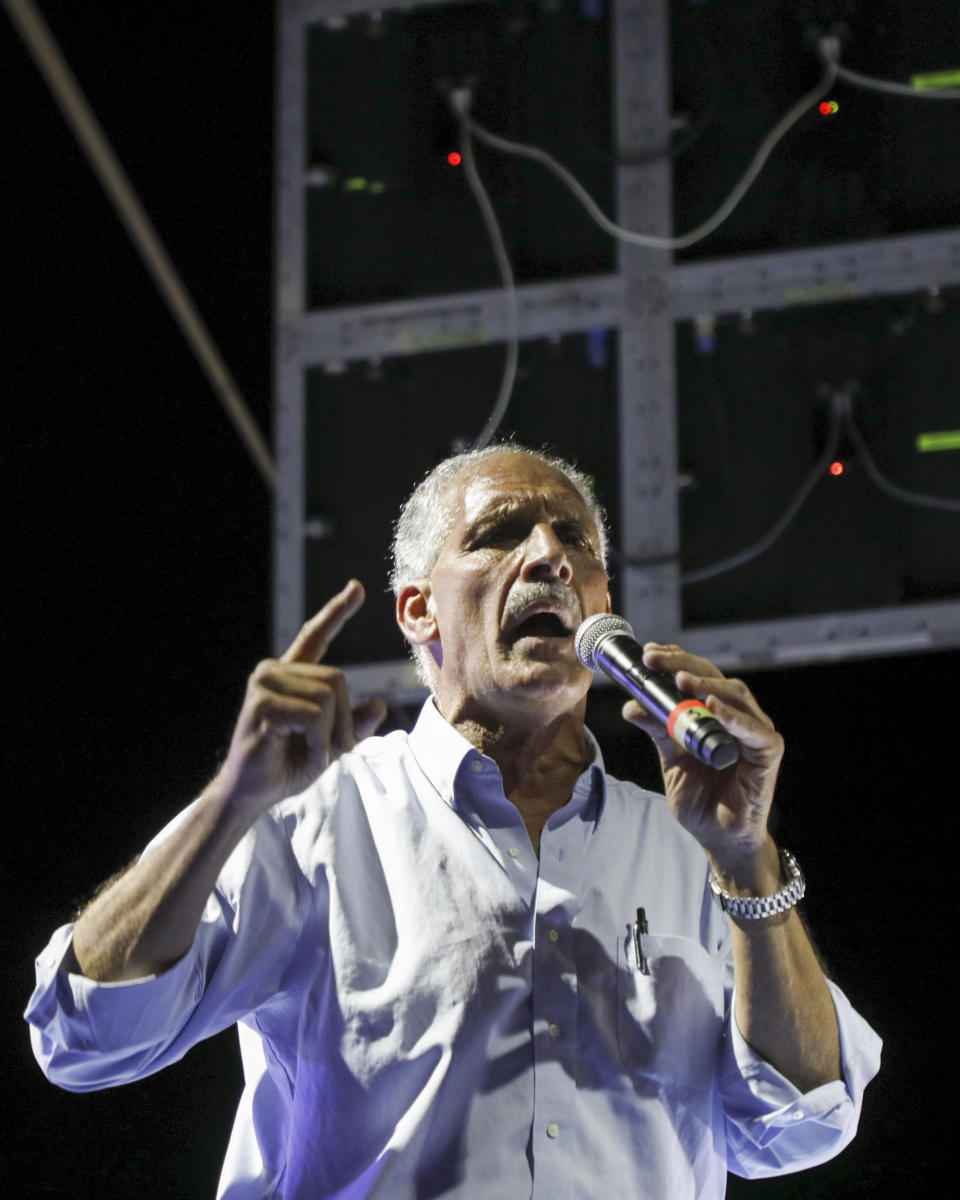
[519,523,573,584]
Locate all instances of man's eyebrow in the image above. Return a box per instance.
[553,515,590,533]
[461,502,594,543]
[460,503,524,540]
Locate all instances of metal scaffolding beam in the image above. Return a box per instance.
[274,0,960,699]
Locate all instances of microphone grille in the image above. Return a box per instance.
[575,613,635,670]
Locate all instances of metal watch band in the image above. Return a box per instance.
[709,847,806,920]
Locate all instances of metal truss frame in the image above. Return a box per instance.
[275,0,960,701]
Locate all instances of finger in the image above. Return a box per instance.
[700,691,783,759]
[281,580,365,665]
[621,698,684,765]
[248,661,354,752]
[621,697,653,726]
[659,667,783,766]
[250,691,335,743]
[352,696,388,740]
[253,660,351,700]
[674,671,776,732]
[641,643,725,681]
[247,663,347,733]
[327,669,356,755]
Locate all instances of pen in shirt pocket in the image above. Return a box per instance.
[633,907,650,974]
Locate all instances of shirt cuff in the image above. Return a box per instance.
[25,923,203,1087]
[721,978,882,1150]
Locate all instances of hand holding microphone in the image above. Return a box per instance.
[575,614,739,770]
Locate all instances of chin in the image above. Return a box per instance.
[502,658,590,701]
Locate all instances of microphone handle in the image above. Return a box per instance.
[596,635,739,770]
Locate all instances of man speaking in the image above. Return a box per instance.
[27,444,881,1198]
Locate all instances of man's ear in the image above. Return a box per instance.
[396,580,439,646]
[605,590,613,615]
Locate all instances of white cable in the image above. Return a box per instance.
[4,0,276,488]
[450,57,838,254]
[681,389,960,586]
[816,38,960,100]
[452,91,520,449]
[845,416,960,513]
[680,396,844,586]
[835,63,960,100]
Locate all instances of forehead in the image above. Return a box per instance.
[451,454,591,524]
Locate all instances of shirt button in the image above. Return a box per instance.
[546,1122,560,1139]
[548,1022,560,1038]
[470,759,483,774]
[793,1109,805,1121]
[508,846,521,859]
[547,928,559,943]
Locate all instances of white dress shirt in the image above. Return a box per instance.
[27,698,881,1199]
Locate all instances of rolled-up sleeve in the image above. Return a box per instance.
[25,805,313,1093]
[720,979,882,1177]
[26,922,209,1091]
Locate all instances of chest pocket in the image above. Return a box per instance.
[616,930,725,1093]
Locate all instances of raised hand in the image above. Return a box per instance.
[217,580,388,815]
[70,581,387,981]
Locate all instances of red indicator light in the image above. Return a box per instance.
[447,151,462,166]
[829,461,845,477]
[819,100,840,116]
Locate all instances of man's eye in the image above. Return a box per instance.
[473,526,514,547]
[469,521,594,551]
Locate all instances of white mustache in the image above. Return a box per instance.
[503,581,582,628]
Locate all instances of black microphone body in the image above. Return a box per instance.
[575,614,739,771]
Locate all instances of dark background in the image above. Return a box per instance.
[4,1,958,1195]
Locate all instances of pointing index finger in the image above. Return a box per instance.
[281,580,365,664]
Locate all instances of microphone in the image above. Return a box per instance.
[575,614,739,770]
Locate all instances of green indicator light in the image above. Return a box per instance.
[369,182,386,194]
[344,177,368,192]
[911,69,960,90]
[917,430,960,453]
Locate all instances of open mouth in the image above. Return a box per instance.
[509,612,573,640]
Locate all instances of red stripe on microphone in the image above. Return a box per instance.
[666,697,711,742]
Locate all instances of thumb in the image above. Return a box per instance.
[621,697,657,731]
[621,698,680,763]
[352,696,389,741]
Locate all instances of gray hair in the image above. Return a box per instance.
[390,443,609,688]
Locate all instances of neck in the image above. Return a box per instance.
[440,697,593,852]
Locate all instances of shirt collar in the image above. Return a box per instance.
[407,696,608,829]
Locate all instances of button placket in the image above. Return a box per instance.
[529,819,587,1200]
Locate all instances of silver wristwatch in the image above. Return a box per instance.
[709,847,806,920]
